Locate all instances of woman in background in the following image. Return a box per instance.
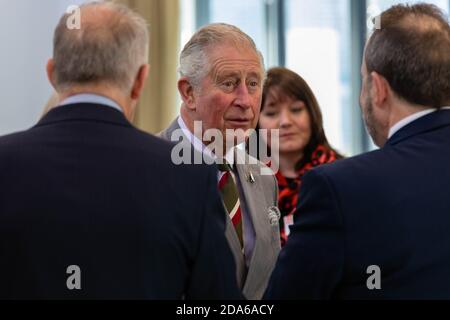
[259,67,343,246]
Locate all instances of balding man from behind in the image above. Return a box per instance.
[0,2,241,300]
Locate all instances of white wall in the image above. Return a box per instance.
[0,0,84,136]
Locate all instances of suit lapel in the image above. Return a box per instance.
[234,150,273,296]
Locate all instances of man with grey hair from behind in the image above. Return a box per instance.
[48,0,149,120]
[0,2,241,299]
[160,23,281,300]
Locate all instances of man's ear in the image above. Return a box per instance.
[370,72,389,109]
[46,59,57,89]
[178,77,196,110]
[131,64,150,100]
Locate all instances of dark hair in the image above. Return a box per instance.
[365,3,450,107]
[259,67,343,170]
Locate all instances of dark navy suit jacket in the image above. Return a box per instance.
[265,109,450,299]
[0,103,241,300]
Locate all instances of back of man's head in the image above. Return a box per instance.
[52,1,149,94]
[365,3,450,108]
[179,23,265,88]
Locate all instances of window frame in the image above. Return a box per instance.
[192,0,449,155]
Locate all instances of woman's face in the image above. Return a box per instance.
[259,90,312,155]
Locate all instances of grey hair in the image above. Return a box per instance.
[179,23,265,87]
[53,1,149,92]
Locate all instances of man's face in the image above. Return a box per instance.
[360,59,385,147]
[192,44,263,148]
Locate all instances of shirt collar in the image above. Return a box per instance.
[59,94,123,113]
[388,106,450,139]
[177,116,242,165]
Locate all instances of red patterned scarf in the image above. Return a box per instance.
[277,145,339,247]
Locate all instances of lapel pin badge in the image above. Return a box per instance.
[247,172,256,184]
[268,206,281,226]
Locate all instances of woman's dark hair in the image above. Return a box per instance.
[259,67,343,169]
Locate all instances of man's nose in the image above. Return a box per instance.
[234,83,253,109]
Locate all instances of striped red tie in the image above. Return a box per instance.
[218,163,244,249]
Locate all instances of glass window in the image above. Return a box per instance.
[0,0,85,136]
[180,0,196,51]
[285,0,353,155]
[209,0,268,67]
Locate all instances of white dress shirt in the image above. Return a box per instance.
[59,93,123,113]
[388,106,450,139]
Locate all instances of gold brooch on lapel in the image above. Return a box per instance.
[268,206,281,226]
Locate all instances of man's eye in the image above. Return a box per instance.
[223,81,235,88]
[248,79,261,89]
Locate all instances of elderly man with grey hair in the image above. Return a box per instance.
[160,23,281,300]
[0,2,241,299]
